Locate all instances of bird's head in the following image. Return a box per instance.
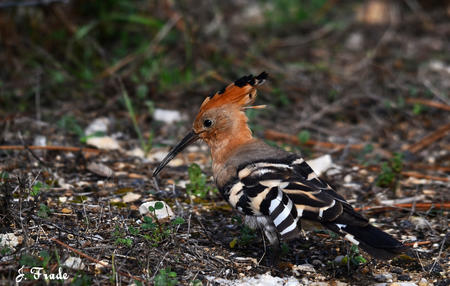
[153,72,268,177]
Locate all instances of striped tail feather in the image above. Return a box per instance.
[327,223,407,259]
[261,188,301,241]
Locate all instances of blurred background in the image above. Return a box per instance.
[1,0,448,149]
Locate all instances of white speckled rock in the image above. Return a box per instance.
[63,257,85,270]
[139,201,175,220]
[0,233,22,250]
[206,272,301,285]
[87,136,121,150]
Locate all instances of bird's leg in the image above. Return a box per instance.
[263,227,282,267]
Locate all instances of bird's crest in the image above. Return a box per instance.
[199,72,268,112]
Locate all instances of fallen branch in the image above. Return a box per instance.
[401,171,450,182]
[407,123,450,154]
[0,145,101,154]
[51,238,145,283]
[355,202,450,214]
[404,241,432,247]
[264,129,365,150]
[405,163,450,173]
[406,98,450,111]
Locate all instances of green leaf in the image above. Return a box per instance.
[172,217,185,225]
[80,131,106,144]
[297,130,310,144]
[413,103,423,115]
[31,182,43,196]
[75,22,97,41]
[154,202,164,210]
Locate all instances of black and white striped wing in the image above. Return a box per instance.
[223,161,301,241]
[223,155,368,241]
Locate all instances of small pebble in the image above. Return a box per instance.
[334,255,345,264]
[398,274,411,281]
[344,174,352,183]
[392,267,403,274]
[87,136,121,150]
[374,273,393,282]
[418,278,428,286]
[63,257,85,270]
[87,162,114,177]
[122,192,142,203]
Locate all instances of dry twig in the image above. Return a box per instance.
[407,123,450,154]
[0,145,101,154]
[406,98,450,111]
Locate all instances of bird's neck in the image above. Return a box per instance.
[207,113,254,171]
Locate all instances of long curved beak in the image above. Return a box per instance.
[152,131,199,177]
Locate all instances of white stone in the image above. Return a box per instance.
[409,216,430,230]
[139,201,175,220]
[334,255,345,264]
[94,260,109,271]
[374,273,393,282]
[63,256,86,270]
[146,150,170,163]
[346,32,364,51]
[153,109,182,124]
[87,136,121,150]
[123,192,141,203]
[344,174,352,183]
[205,272,301,286]
[293,263,316,273]
[84,117,109,136]
[307,155,333,176]
[0,233,21,248]
[87,162,114,177]
[126,147,145,158]
[33,135,46,146]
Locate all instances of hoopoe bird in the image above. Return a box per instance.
[153,72,405,260]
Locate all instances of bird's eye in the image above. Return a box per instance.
[203,119,213,128]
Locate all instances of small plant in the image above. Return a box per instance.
[113,225,133,247]
[413,103,423,115]
[154,267,178,286]
[140,203,185,246]
[357,143,376,166]
[122,89,153,155]
[38,203,52,218]
[57,115,84,138]
[341,244,367,266]
[376,152,403,188]
[57,115,104,144]
[230,216,257,248]
[0,171,8,181]
[71,273,92,286]
[31,181,48,197]
[186,163,217,198]
[297,130,311,144]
